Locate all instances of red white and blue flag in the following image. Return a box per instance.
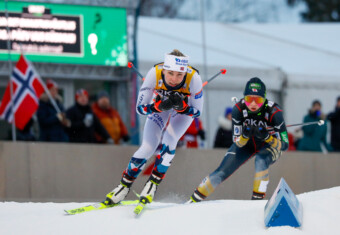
[0,54,45,130]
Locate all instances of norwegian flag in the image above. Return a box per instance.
[0,54,45,130]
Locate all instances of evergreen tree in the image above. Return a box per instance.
[288,0,340,22]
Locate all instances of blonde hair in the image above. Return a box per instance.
[169,49,185,57]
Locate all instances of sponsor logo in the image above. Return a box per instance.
[140,87,152,92]
[249,83,261,89]
[268,100,274,107]
[174,58,188,66]
[243,110,248,117]
[252,88,258,92]
[244,119,268,127]
[158,79,163,87]
[280,131,289,143]
[234,125,241,135]
[180,67,184,71]
[195,89,203,99]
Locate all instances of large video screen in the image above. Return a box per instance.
[0,2,127,66]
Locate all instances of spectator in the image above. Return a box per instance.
[37,79,69,142]
[327,96,340,152]
[66,89,112,143]
[214,107,233,148]
[297,100,331,152]
[92,90,130,144]
[178,117,205,148]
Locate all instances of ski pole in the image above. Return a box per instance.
[128,62,145,81]
[286,120,324,128]
[202,69,227,87]
[230,97,325,128]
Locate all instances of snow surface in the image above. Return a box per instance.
[1,187,339,235]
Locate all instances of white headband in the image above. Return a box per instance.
[163,54,189,72]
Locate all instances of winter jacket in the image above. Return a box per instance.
[214,116,233,148]
[327,107,340,151]
[37,94,69,142]
[180,118,205,148]
[66,103,110,143]
[91,102,129,144]
[297,111,331,152]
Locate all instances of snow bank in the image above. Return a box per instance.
[0,187,339,235]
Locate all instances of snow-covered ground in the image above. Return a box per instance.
[0,187,339,235]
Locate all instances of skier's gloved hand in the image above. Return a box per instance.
[242,124,255,139]
[254,125,270,141]
[150,95,173,113]
[169,92,189,112]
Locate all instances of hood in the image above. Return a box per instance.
[218,116,232,130]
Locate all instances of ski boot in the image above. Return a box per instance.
[104,173,135,205]
[251,191,265,200]
[140,170,163,204]
[187,188,207,203]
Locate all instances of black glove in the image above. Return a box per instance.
[150,95,173,112]
[169,91,188,112]
[198,130,205,140]
[254,125,270,141]
[122,135,130,142]
[242,124,255,139]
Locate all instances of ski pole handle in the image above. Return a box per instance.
[128,62,145,81]
[202,69,227,87]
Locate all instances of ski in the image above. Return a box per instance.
[65,200,139,215]
[133,195,152,216]
[133,201,147,216]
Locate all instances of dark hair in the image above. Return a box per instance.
[312,100,321,107]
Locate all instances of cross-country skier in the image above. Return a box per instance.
[188,77,289,202]
[104,49,203,206]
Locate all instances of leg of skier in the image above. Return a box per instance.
[138,112,194,204]
[189,144,254,203]
[252,147,281,200]
[105,111,171,205]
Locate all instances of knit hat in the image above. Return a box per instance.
[97,90,109,100]
[163,53,189,72]
[46,79,58,90]
[225,107,233,117]
[243,77,266,98]
[75,88,89,100]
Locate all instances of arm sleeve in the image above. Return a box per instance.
[231,104,248,148]
[185,72,203,118]
[266,105,289,152]
[136,67,157,115]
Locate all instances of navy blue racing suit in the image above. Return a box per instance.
[191,99,289,201]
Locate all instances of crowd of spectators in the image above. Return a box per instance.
[16,79,130,145]
[10,79,340,152]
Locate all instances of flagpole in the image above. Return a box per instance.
[5,0,16,141]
